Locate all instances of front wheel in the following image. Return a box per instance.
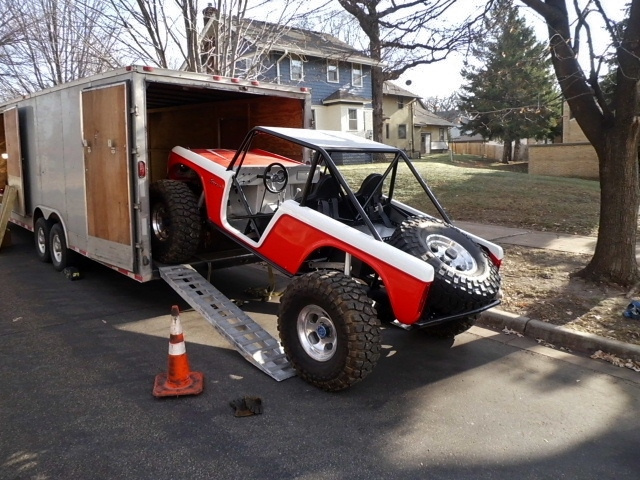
[278,270,381,392]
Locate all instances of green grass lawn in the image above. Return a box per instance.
[339,159,601,236]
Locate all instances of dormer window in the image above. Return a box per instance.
[291,56,304,81]
[327,59,339,83]
[352,63,363,87]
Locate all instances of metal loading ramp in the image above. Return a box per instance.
[159,264,296,381]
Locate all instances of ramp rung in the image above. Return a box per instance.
[159,264,296,382]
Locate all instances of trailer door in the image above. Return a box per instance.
[3,107,26,216]
[81,83,134,271]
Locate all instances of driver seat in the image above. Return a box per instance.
[355,173,384,206]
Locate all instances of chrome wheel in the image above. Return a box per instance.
[151,204,169,242]
[296,304,337,362]
[36,227,47,255]
[51,232,63,264]
[425,234,477,273]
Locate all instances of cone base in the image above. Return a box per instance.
[152,371,204,397]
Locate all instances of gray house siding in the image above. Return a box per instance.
[261,54,372,105]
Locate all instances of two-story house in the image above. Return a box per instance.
[382,82,453,157]
[201,6,377,141]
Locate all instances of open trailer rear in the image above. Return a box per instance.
[0,66,310,280]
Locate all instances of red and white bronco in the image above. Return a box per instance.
[150,127,503,391]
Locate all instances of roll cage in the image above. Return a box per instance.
[225,126,453,241]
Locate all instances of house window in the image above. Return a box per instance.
[327,59,339,83]
[348,109,358,131]
[311,109,316,129]
[290,56,303,81]
[352,63,363,87]
[385,123,389,139]
[397,96,404,109]
[439,128,445,141]
[275,56,282,84]
[398,124,407,139]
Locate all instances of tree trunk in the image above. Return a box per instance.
[371,65,384,143]
[501,140,511,164]
[520,0,640,287]
[513,139,521,162]
[577,125,640,286]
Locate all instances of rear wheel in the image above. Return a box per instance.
[49,223,68,272]
[278,270,381,391]
[34,217,52,263]
[390,217,500,337]
[150,180,201,264]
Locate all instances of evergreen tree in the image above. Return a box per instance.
[458,0,560,163]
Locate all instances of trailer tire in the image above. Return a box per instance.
[150,180,201,264]
[278,270,381,392]
[389,217,500,317]
[49,223,68,272]
[34,217,52,263]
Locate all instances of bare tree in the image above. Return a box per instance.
[336,0,493,142]
[424,93,460,113]
[108,0,299,77]
[292,7,366,52]
[0,0,22,49]
[201,1,297,78]
[0,0,121,99]
[105,0,193,70]
[520,0,640,287]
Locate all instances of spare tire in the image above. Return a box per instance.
[389,217,500,317]
[150,180,201,264]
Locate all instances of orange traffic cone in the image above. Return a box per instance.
[153,305,204,397]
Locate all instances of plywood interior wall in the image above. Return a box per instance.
[147,96,305,183]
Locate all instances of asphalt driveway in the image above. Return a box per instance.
[1,227,639,479]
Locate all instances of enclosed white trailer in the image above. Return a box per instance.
[0,66,310,281]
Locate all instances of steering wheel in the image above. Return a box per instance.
[263,162,288,193]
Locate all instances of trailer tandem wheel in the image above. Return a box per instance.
[34,217,52,263]
[49,223,68,271]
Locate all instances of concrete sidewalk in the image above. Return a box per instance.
[455,220,600,255]
[454,221,640,364]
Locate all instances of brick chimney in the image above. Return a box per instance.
[202,3,217,26]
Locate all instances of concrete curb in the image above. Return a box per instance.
[478,308,640,363]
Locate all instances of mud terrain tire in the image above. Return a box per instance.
[150,180,201,264]
[278,270,381,392]
[389,217,500,332]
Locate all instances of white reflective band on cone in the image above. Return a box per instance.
[170,318,183,336]
[168,342,187,356]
